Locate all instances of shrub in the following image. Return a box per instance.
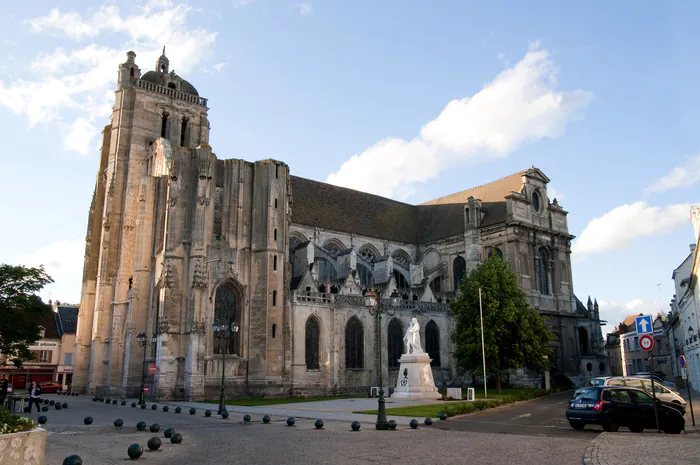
[0,409,36,435]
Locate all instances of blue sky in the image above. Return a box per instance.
[1,0,699,330]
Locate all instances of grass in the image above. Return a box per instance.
[355,388,551,418]
[204,395,360,407]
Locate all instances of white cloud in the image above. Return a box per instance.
[326,43,592,199]
[1,2,217,154]
[296,3,314,16]
[19,239,86,304]
[596,299,666,331]
[63,117,100,155]
[233,0,253,8]
[572,201,693,258]
[213,62,226,72]
[646,154,700,193]
[547,185,564,202]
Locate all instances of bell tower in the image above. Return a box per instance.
[156,46,169,73]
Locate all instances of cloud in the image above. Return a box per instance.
[19,239,86,304]
[233,0,254,8]
[646,154,700,193]
[596,299,666,331]
[63,117,100,155]
[572,201,693,258]
[296,3,314,16]
[326,43,592,199]
[213,62,226,72]
[547,185,564,202]
[1,1,217,154]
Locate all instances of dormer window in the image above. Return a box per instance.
[531,191,541,212]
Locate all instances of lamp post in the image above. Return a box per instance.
[364,288,401,430]
[136,332,157,405]
[213,320,239,415]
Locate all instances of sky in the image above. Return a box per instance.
[1,0,699,333]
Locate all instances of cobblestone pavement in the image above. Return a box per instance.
[24,394,590,465]
[583,431,699,465]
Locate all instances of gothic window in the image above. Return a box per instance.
[429,276,443,293]
[453,256,466,290]
[393,269,409,289]
[213,283,240,355]
[275,164,279,178]
[161,112,168,138]
[273,255,278,271]
[358,245,378,263]
[180,117,188,147]
[272,290,277,306]
[272,324,277,338]
[535,248,550,295]
[387,319,403,368]
[391,249,411,268]
[488,247,504,260]
[305,317,320,369]
[426,320,441,367]
[579,327,589,355]
[322,239,345,256]
[357,263,374,287]
[345,317,364,369]
[315,258,337,282]
[213,187,224,239]
[289,233,306,263]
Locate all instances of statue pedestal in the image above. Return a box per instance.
[392,353,441,401]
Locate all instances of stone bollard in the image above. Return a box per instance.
[149,423,160,433]
[127,444,143,460]
[170,433,183,444]
[351,421,361,431]
[409,419,419,429]
[164,427,175,439]
[388,420,397,430]
[262,415,271,424]
[147,437,162,451]
[424,418,433,426]
[286,417,295,426]
[314,419,324,429]
[114,419,124,427]
[136,421,147,431]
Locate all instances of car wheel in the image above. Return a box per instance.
[662,425,683,435]
[602,416,619,432]
[568,421,585,430]
[628,425,644,433]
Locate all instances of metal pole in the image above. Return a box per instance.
[685,359,696,426]
[139,344,146,405]
[649,355,661,433]
[479,288,487,399]
[376,299,388,430]
[218,329,226,415]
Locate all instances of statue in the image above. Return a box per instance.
[403,318,423,354]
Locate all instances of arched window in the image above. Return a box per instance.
[426,320,440,367]
[358,245,378,263]
[488,247,503,260]
[345,317,364,369]
[391,249,411,268]
[393,269,409,289]
[289,233,306,263]
[322,239,345,256]
[129,67,135,80]
[535,248,550,295]
[387,319,403,368]
[160,112,168,138]
[357,263,374,287]
[579,327,589,355]
[180,117,188,147]
[315,258,337,282]
[453,256,466,290]
[305,317,320,369]
[429,276,443,293]
[213,283,240,355]
[168,82,176,90]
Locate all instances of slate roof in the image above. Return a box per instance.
[55,306,79,336]
[37,311,60,339]
[290,170,529,244]
[140,71,199,96]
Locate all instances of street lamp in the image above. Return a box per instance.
[213,320,239,415]
[136,332,157,405]
[364,288,401,430]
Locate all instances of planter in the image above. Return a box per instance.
[0,428,46,465]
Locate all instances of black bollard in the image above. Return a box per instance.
[175,407,181,414]
[388,419,397,430]
[164,427,175,439]
[149,423,160,433]
[286,417,295,426]
[151,404,157,411]
[189,408,196,415]
[131,402,137,408]
[136,421,147,431]
[147,437,162,451]
[424,417,433,426]
[38,415,47,425]
[204,409,212,417]
[221,411,229,419]
[351,421,361,431]
[162,406,169,412]
[114,419,124,427]
[83,417,93,425]
[62,402,68,409]
[262,415,271,424]
[170,432,183,444]
[127,444,143,460]
[141,404,147,410]
[62,455,83,465]
[409,419,419,429]
[314,419,324,429]
[121,401,127,406]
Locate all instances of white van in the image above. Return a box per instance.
[587,376,686,408]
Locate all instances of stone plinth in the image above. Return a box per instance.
[0,428,46,465]
[392,353,440,400]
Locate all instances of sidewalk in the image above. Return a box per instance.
[583,429,699,465]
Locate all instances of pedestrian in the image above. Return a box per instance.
[0,374,9,409]
[27,380,42,414]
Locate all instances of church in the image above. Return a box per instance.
[72,50,608,400]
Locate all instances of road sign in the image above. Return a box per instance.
[681,367,688,380]
[148,364,157,375]
[635,315,653,335]
[144,386,150,393]
[639,334,654,352]
[680,355,687,369]
[653,328,664,337]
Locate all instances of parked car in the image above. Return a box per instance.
[583,376,685,412]
[630,373,677,391]
[36,381,62,393]
[566,386,685,434]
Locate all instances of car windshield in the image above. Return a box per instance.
[586,378,605,386]
[572,388,600,401]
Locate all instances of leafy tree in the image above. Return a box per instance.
[451,254,554,393]
[0,264,53,360]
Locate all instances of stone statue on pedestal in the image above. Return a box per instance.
[403,318,423,354]
[392,318,440,401]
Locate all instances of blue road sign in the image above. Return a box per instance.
[680,355,686,369]
[635,315,653,335]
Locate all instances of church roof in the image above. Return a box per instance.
[141,71,199,96]
[419,169,528,206]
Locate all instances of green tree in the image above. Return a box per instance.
[0,264,53,360]
[451,254,554,393]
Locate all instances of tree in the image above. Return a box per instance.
[451,254,554,393]
[0,264,54,360]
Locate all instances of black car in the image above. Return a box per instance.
[565,386,685,434]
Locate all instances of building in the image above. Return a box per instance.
[604,314,673,381]
[72,50,607,400]
[680,205,700,389]
[54,302,79,390]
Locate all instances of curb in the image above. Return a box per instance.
[582,432,606,465]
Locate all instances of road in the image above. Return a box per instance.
[28,393,591,465]
[438,390,600,438]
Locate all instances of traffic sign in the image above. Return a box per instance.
[681,367,688,380]
[148,364,157,375]
[680,355,687,369]
[653,328,664,337]
[635,315,653,335]
[639,334,654,352]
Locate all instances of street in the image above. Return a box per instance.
[35,394,591,465]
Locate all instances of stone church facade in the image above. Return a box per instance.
[73,51,608,400]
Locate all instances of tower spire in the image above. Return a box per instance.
[156,46,170,73]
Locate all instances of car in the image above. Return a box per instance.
[584,377,611,387]
[37,382,62,393]
[582,376,686,413]
[630,373,678,391]
[566,386,685,434]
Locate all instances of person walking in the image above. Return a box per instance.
[0,374,9,409]
[27,380,42,414]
